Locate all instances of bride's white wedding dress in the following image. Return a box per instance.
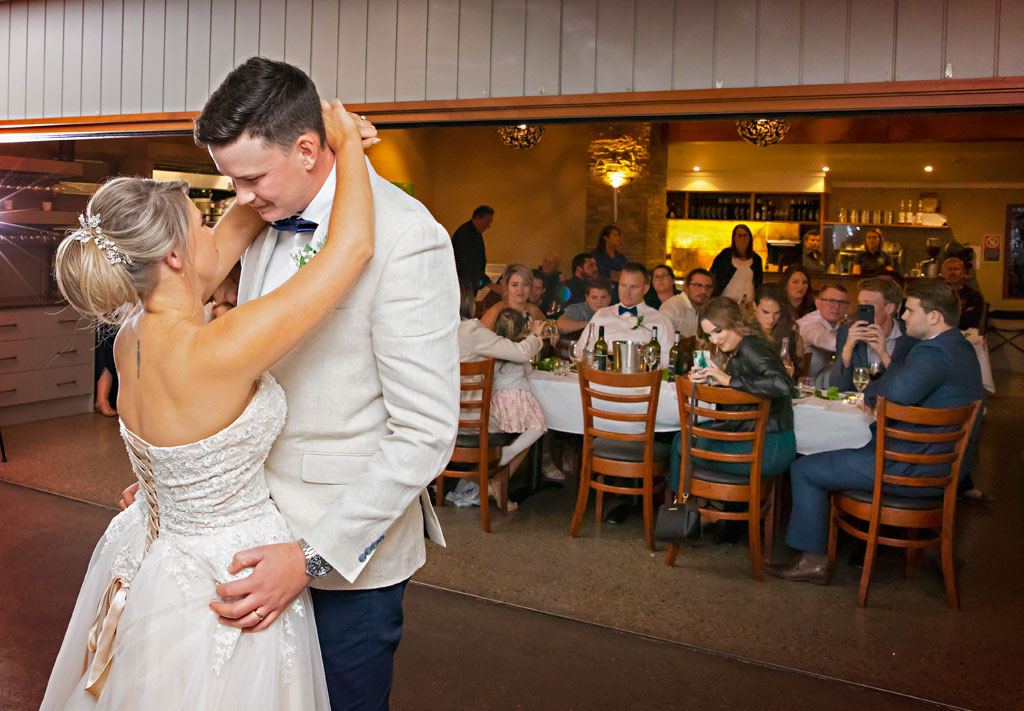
[41,373,330,710]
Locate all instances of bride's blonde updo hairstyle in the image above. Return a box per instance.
[56,177,192,324]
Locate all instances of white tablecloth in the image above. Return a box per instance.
[528,371,873,455]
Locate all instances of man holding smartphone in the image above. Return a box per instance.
[831,277,915,391]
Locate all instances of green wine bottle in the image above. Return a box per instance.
[646,327,661,370]
[668,332,680,374]
[594,325,608,371]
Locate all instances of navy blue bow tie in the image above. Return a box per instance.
[271,216,319,233]
[619,305,638,316]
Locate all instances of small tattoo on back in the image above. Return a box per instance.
[136,340,141,379]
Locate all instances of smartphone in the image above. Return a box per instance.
[693,350,712,369]
[855,304,875,325]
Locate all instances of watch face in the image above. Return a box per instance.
[307,555,332,577]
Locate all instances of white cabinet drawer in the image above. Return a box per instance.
[0,370,35,406]
[36,333,93,370]
[0,309,40,342]
[36,308,89,339]
[35,364,93,401]
[0,339,37,374]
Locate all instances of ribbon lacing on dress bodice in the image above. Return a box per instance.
[84,427,160,699]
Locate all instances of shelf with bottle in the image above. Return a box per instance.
[666,190,822,224]
[824,222,948,229]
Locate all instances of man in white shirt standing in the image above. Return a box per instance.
[575,263,675,368]
[797,283,850,387]
[659,268,714,338]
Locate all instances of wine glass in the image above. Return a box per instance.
[852,367,870,404]
[868,361,885,381]
[798,376,815,398]
[643,348,659,373]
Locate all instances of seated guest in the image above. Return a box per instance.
[645,264,679,309]
[457,283,558,503]
[533,251,561,313]
[941,257,985,330]
[711,223,763,303]
[768,279,985,584]
[592,224,628,281]
[528,275,546,309]
[797,283,850,388]
[557,278,612,334]
[559,252,599,307]
[801,228,827,275]
[573,263,675,368]
[660,268,714,338]
[480,263,546,330]
[853,228,895,277]
[831,277,916,391]
[753,284,803,364]
[668,297,796,496]
[783,264,816,318]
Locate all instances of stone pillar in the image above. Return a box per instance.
[585,122,668,271]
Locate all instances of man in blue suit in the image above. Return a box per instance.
[769,279,985,584]
[830,277,916,391]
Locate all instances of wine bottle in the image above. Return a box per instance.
[898,200,905,224]
[646,326,662,369]
[594,326,608,371]
[668,332,680,373]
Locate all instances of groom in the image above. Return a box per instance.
[197,58,458,709]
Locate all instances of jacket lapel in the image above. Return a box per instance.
[239,228,279,304]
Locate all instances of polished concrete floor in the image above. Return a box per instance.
[2,372,1022,710]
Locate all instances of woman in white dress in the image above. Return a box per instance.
[40,100,372,710]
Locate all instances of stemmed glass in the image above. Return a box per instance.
[643,349,659,373]
[852,367,870,404]
[868,361,885,381]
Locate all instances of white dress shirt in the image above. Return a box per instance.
[260,161,337,296]
[575,302,675,368]
[659,292,699,338]
[797,309,841,387]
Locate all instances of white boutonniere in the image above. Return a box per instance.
[290,232,327,268]
[626,314,645,329]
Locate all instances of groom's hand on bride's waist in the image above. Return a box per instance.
[209,542,309,633]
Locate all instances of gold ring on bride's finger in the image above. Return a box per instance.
[254,608,265,621]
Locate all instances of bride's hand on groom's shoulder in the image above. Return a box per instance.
[321,98,380,152]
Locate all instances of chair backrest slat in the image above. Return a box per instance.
[578,365,662,444]
[674,377,770,476]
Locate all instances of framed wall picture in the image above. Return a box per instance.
[1005,205,1024,299]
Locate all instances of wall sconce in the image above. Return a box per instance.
[735,118,791,146]
[589,125,651,222]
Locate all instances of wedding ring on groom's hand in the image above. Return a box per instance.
[254,608,265,621]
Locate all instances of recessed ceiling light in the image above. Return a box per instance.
[692,166,701,172]
[822,166,830,172]
[924,165,934,172]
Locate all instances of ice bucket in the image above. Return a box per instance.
[612,340,644,373]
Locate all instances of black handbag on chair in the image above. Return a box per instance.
[655,395,702,543]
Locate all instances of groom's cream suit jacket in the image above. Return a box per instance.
[238,158,459,590]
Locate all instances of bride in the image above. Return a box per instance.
[40,100,372,710]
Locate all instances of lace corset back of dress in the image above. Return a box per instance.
[120,429,160,551]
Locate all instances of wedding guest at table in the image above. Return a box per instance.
[782,264,816,317]
[710,223,763,303]
[797,283,850,388]
[831,277,916,392]
[941,257,985,330]
[667,297,796,497]
[451,205,494,294]
[573,263,675,367]
[768,279,984,585]
[645,264,679,309]
[457,284,560,503]
[853,228,895,277]
[558,252,599,307]
[557,278,612,334]
[753,284,803,365]
[480,263,546,330]
[801,228,827,275]
[533,251,562,313]
[592,225,628,281]
[528,275,546,309]
[660,268,714,338]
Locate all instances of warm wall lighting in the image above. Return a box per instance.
[924,165,934,172]
[607,172,626,189]
[692,166,701,172]
[822,166,830,172]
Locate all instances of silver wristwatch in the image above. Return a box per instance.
[297,538,333,578]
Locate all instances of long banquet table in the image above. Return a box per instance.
[529,370,873,456]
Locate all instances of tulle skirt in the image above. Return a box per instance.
[40,503,330,710]
[490,388,547,433]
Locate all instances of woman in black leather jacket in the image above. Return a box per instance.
[668,297,796,494]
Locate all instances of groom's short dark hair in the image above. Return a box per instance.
[194,56,326,150]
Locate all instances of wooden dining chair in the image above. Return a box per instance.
[664,378,775,580]
[827,397,980,609]
[434,358,516,532]
[570,365,668,550]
